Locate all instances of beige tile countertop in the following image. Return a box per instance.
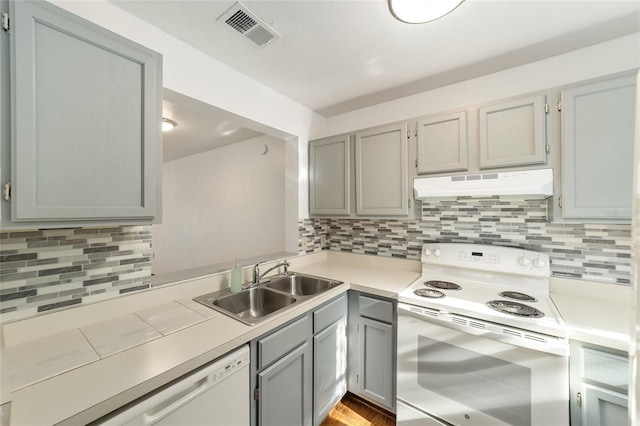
[0,250,634,425]
[0,251,420,426]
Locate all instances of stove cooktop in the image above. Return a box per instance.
[398,244,567,338]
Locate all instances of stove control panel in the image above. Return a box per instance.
[421,243,550,277]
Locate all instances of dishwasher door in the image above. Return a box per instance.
[98,345,250,426]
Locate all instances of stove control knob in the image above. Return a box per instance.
[434,248,442,257]
[518,256,531,266]
[533,258,545,268]
[424,248,433,256]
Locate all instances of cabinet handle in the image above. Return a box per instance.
[577,392,582,407]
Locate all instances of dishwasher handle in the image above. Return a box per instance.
[142,375,211,425]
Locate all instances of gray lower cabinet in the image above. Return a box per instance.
[348,292,396,412]
[252,293,348,426]
[569,341,629,426]
[258,341,313,426]
[2,0,162,228]
[313,294,348,425]
[478,94,548,169]
[560,75,636,221]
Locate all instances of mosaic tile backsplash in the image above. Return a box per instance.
[301,198,631,285]
[0,226,152,322]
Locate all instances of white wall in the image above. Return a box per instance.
[152,136,286,275]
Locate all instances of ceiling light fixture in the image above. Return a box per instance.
[162,118,177,132]
[388,0,464,24]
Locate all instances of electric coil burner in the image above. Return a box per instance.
[413,288,445,298]
[424,280,461,290]
[486,300,545,318]
[499,290,538,302]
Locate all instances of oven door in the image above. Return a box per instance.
[397,303,569,426]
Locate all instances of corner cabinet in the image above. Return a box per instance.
[560,75,636,221]
[1,0,162,228]
[478,95,548,169]
[355,122,410,216]
[347,292,396,412]
[309,135,351,216]
[569,341,629,426]
[309,121,418,219]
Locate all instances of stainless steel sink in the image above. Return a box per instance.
[194,287,298,325]
[193,272,343,326]
[265,273,342,296]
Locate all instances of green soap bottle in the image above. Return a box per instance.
[231,259,242,293]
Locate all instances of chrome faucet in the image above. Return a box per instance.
[253,260,290,284]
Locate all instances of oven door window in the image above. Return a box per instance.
[418,335,531,425]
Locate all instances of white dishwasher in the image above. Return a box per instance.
[98,345,250,426]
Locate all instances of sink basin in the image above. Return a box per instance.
[194,287,297,325]
[265,273,342,296]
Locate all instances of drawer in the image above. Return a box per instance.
[358,295,393,323]
[581,347,628,391]
[258,315,310,369]
[314,294,347,334]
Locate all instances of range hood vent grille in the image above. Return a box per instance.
[413,168,553,200]
[218,2,281,47]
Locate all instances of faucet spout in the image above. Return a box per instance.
[253,260,290,284]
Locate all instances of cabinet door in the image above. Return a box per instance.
[10,0,161,221]
[478,95,547,169]
[313,317,347,426]
[258,341,313,426]
[416,111,468,174]
[561,75,636,220]
[355,122,409,216]
[309,135,351,216]
[582,384,628,426]
[358,317,394,411]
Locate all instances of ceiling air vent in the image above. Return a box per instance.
[218,2,281,47]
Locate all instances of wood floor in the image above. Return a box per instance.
[320,393,396,426]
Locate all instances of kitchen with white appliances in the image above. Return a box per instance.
[1,1,639,426]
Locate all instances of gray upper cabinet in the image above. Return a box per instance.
[5,0,161,225]
[478,95,547,169]
[309,135,351,216]
[416,111,468,174]
[560,75,636,220]
[355,122,409,216]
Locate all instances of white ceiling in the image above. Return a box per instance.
[114,0,640,161]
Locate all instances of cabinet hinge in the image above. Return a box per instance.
[254,387,260,400]
[558,195,562,208]
[2,182,10,202]
[576,392,582,407]
[544,103,549,114]
[2,13,8,32]
[557,100,562,111]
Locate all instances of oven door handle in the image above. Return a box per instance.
[397,302,569,357]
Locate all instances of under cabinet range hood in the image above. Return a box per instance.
[413,168,553,200]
